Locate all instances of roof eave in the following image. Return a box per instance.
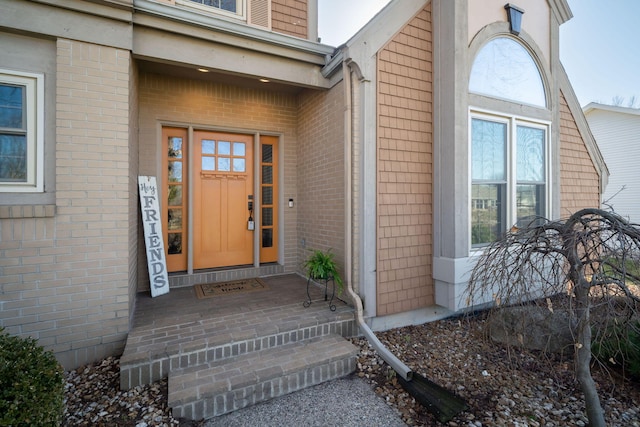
[133,0,335,59]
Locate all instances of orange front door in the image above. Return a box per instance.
[193,131,254,269]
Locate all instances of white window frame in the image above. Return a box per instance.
[469,109,551,248]
[177,0,246,20]
[0,69,44,193]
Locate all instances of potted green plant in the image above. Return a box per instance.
[304,248,343,296]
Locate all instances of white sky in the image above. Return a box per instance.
[318,0,640,107]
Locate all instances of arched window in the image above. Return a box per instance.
[469,37,546,107]
[469,37,549,247]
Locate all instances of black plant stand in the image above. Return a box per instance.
[303,275,336,311]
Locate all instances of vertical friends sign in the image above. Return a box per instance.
[138,176,170,297]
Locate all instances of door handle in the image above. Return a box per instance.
[248,195,254,230]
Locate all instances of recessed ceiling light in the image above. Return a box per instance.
[197,68,210,73]
[259,78,270,83]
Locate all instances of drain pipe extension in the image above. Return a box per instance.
[341,62,468,422]
[346,286,413,381]
[343,59,412,381]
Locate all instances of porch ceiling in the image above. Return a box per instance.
[136,59,306,94]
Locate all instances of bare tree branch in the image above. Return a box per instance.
[465,208,640,427]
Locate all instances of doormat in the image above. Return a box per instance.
[194,278,268,299]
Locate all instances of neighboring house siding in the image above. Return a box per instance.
[296,83,345,278]
[0,39,132,370]
[586,107,640,223]
[137,73,299,290]
[559,90,601,214]
[376,6,433,316]
[271,0,308,39]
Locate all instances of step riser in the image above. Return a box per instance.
[171,356,357,420]
[120,318,356,390]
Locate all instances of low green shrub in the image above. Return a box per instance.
[593,320,640,379]
[0,328,65,426]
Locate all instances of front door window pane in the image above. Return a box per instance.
[168,233,182,255]
[262,229,273,248]
[262,144,272,163]
[202,157,215,171]
[218,157,230,171]
[168,137,183,158]
[218,141,231,155]
[168,161,182,182]
[262,165,272,184]
[233,158,245,172]
[233,142,245,156]
[201,140,215,155]
[262,207,273,226]
[168,209,183,230]
[168,186,183,206]
[262,186,273,205]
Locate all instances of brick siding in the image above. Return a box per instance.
[0,39,132,370]
[376,6,434,316]
[559,90,601,214]
[296,83,346,277]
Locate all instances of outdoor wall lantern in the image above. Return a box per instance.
[504,3,525,36]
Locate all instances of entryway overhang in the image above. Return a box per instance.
[132,0,338,90]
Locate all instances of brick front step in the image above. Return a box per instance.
[168,334,359,420]
[119,312,356,390]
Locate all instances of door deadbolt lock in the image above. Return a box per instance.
[247,194,254,230]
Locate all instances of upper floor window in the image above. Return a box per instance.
[181,0,244,17]
[0,70,43,192]
[469,37,546,108]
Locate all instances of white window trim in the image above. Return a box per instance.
[176,0,246,21]
[0,69,44,193]
[469,108,552,250]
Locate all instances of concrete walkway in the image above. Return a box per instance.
[205,374,407,427]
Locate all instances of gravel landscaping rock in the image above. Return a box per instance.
[352,314,640,426]
[63,314,640,426]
